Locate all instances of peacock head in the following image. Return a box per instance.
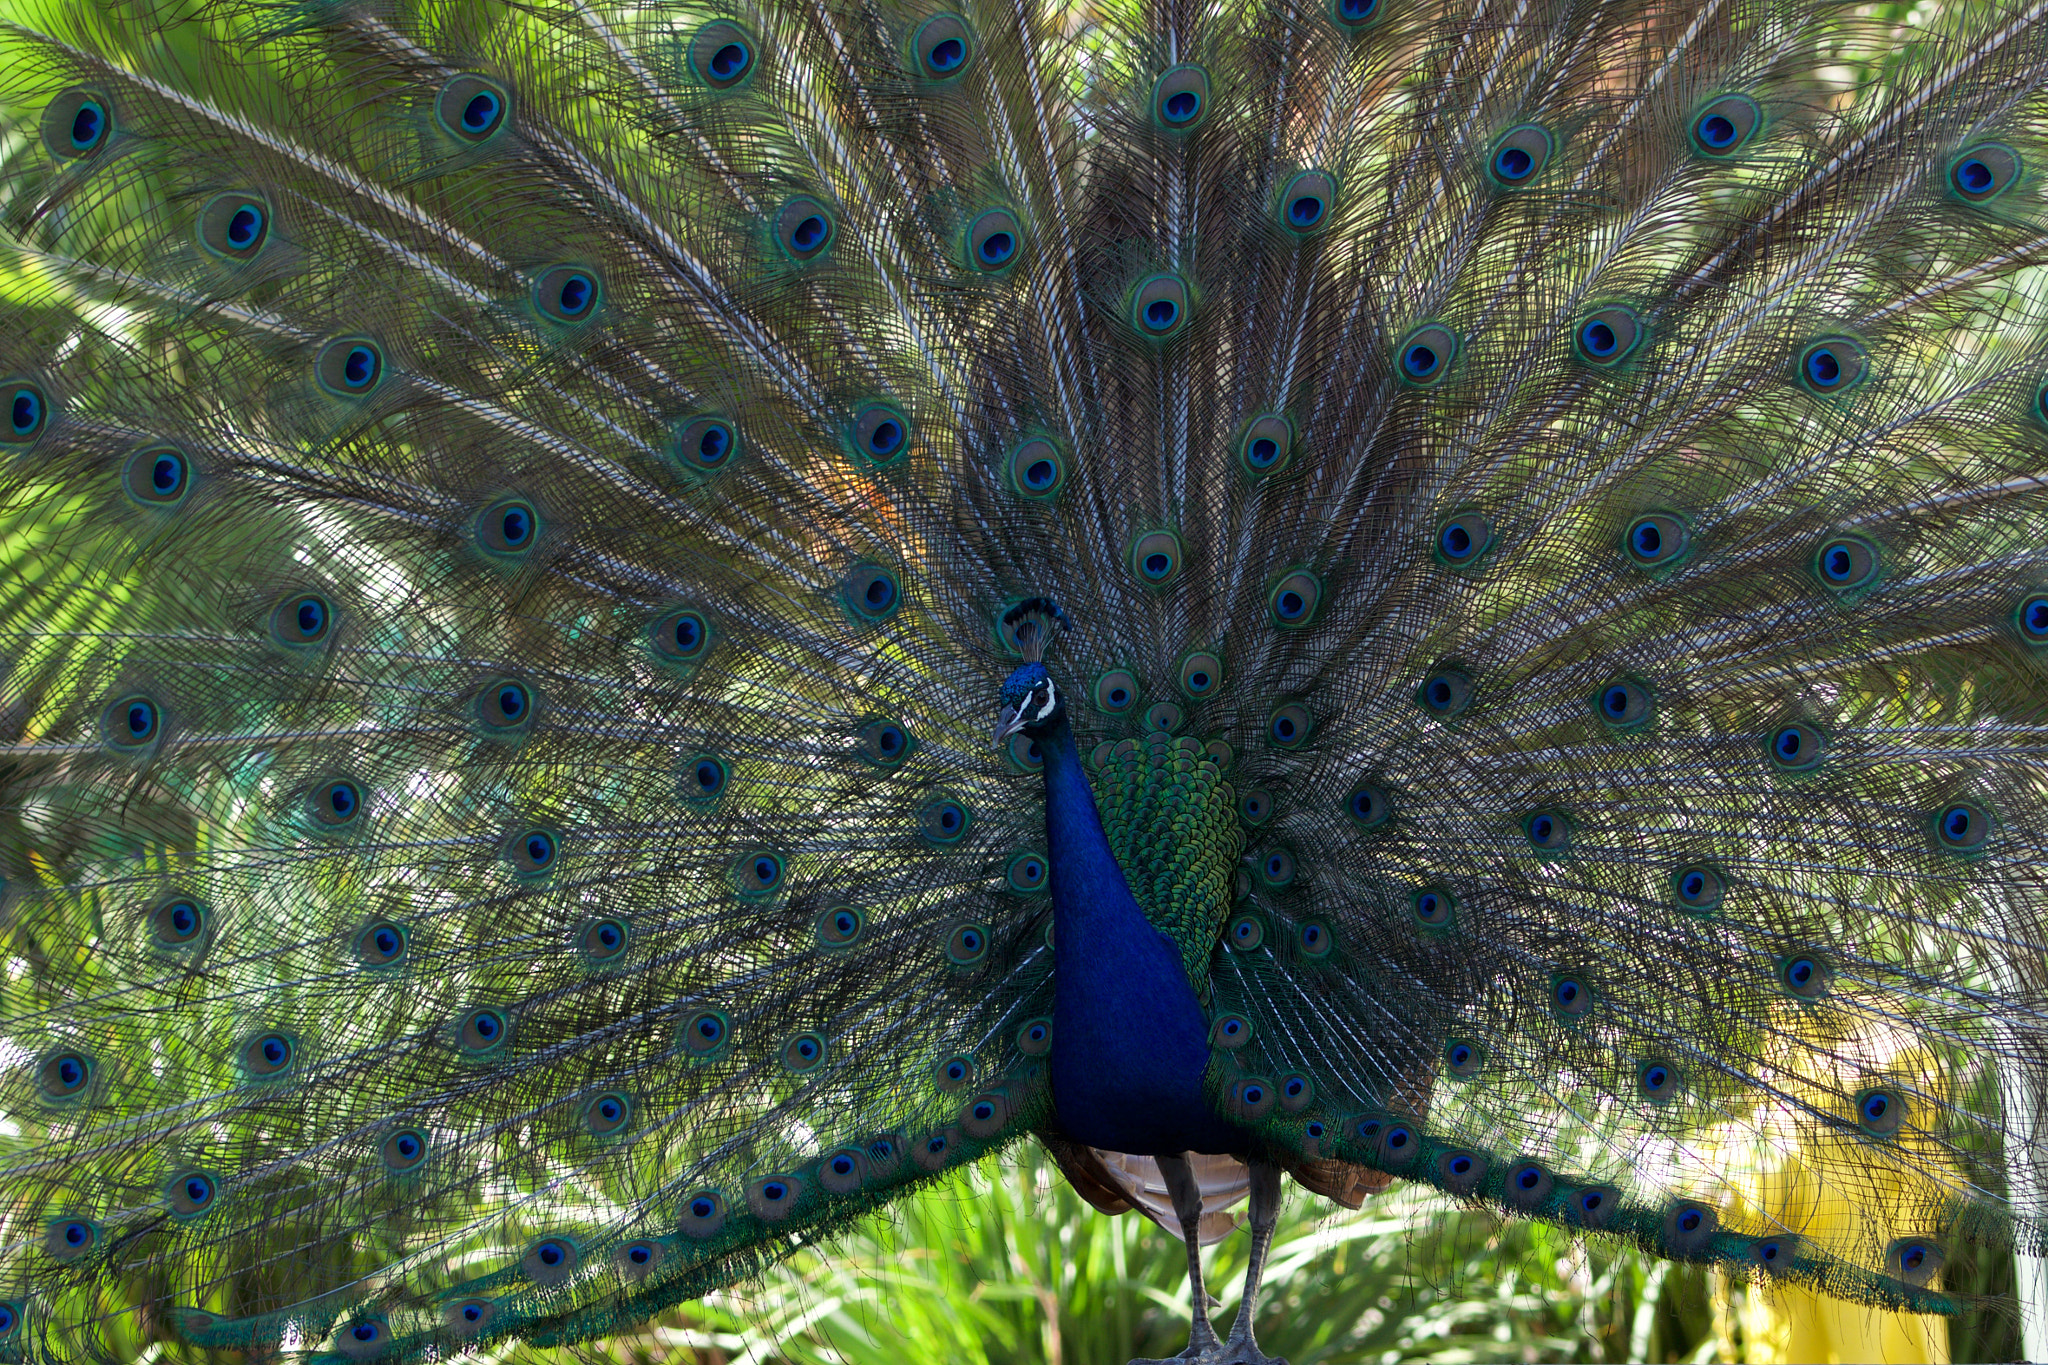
[993,598,1068,745]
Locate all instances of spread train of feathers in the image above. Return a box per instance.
[0,0,2047,1357]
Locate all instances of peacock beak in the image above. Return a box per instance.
[993,703,1027,747]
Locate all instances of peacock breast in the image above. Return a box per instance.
[1089,731,1241,985]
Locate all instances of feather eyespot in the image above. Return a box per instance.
[1416,668,1472,718]
[381,1128,429,1173]
[1663,1202,1718,1255]
[1210,1014,1253,1049]
[1093,669,1138,714]
[473,678,536,735]
[1278,170,1336,232]
[1346,783,1392,829]
[1395,324,1458,386]
[671,415,739,474]
[1269,570,1322,628]
[1855,1087,1906,1138]
[1594,677,1654,730]
[1130,275,1191,338]
[1671,866,1725,914]
[150,895,209,949]
[1777,953,1832,1001]
[2014,592,2048,644]
[43,88,112,158]
[650,607,714,666]
[1887,1238,1944,1288]
[1691,93,1761,157]
[1796,336,1869,396]
[731,850,784,897]
[1549,973,1594,1018]
[842,565,905,627]
[445,1298,497,1336]
[1637,1060,1678,1104]
[1151,65,1210,130]
[44,1218,98,1261]
[585,1091,633,1136]
[4,381,49,445]
[1436,1150,1485,1195]
[198,192,271,260]
[849,401,911,465]
[681,753,728,802]
[1574,305,1644,366]
[1523,809,1571,853]
[1007,437,1065,497]
[1005,851,1048,893]
[1327,0,1381,30]
[122,444,191,506]
[1238,413,1294,476]
[1488,124,1553,187]
[1016,1017,1052,1055]
[618,1238,666,1278]
[356,921,407,967]
[961,1091,1010,1137]
[691,22,756,88]
[270,592,334,648]
[1444,1040,1482,1078]
[936,1055,976,1091]
[1505,1161,1553,1210]
[1813,534,1880,591]
[815,904,866,949]
[1949,143,2020,203]
[1227,914,1266,951]
[775,197,835,262]
[242,1031,297,1077]
[1411,886,1453,930]
[523,1236,580,1286]
[506,828,557,877]
[1128,529,1184,584]
[102,693,161,751]
[1255,850,1295,888]
[912,15,973,79]
[1297,919,1333,957]
[579,917,629,965]
[1435,511,1492,567]
[308,779,365,829]
[314,337,384,397]
[1278,1074,1314,1112]
[919,796,971,844]
[1239,788,1272,825]
[1935,801,1993,854]
[967,208,1022,271]
[1767,722,1825,773]
[1267,702,1312,749]
[679,1190,727,1238]
[1623,513,1689,569]
[780,1032,827,1073]
[856,717,915,765]
[455,1008,509,1056]
[437,75,509,143]
[535,265,600,323]
[0,1300,19,1339]
[38,1051,92,1100]
[476,498,539,556]
[945,922,990,965]
[1175,650,1222,698]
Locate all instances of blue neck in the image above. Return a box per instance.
[1038,716,1240,1157]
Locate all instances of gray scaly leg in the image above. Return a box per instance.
[1127,1156,1288,1365]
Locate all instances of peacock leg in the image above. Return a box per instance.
[1217,1160,1288,1365]
[1128,1152,1221,1364]
[1127,1156,1288,1365]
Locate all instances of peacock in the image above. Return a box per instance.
[1,0,2047,1359]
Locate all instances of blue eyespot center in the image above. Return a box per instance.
[1496,146,1532,179]
[710,43,749,80]
[930,38,964,70]
[1164,91,1199,123]
[1698,114,1736,148]
[1404,344,1438,377]
[464,92,500,132]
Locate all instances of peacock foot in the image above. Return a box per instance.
[1125,1340,1288,1365]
